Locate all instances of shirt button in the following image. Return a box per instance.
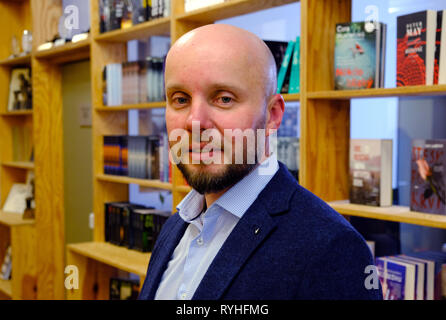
[197,237,204,245]
[180,293,187,300]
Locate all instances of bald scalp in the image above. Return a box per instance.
[166,24,277,101]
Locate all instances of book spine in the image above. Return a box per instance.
[276,41,294,94]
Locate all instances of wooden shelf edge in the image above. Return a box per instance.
[96,174,172,190]
[67,242,150,277]
[177,0,297,23]
[0,110,33,116]
[95,17,170,42]
[308,85,446,100]
[0,54,32,67]
[0,279,12,298]
[0,211,35,227]
[96,101,166,111]
[33,38,91,63]
[329,200,446,229]
[283,93,300,102]
[174,185,192,193]
[2,161,34,170]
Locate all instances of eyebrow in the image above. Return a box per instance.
[166,83,243,94]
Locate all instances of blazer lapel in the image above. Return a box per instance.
[143,215,187,299]
[192,163,296,300]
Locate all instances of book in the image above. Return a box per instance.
[0,246,12,280]
[349,139,393,207]
[399,254,435,300]
[276,40,295,94]
[334,21,386,90]
[376,256,416,300]
[2,183,32,214]
[410,139,446,215]
[131,208,170,252]
[397,10,437,86]
[438,10,446,84]
[390,255,425,300]
[288,36,300,94]
[7,68,32,111]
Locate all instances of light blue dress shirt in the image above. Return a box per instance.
[154,154,279,300]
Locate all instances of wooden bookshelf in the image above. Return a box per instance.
[33,38,91,64]
[329,201,446,229]
[0,211,35,227]
[95,101,166,111]
[0,110,33,117]
[0,54,31,67]
[96,174,173,190]
[0,279,12,298]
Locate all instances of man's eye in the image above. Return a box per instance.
[217,96,233,104]
[172,96,189,105]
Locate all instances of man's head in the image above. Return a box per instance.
[165,24,284,195]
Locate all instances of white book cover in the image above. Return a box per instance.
[402,254,435,300]
[391,256,425,300]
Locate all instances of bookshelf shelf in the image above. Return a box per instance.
[0,110,33,117]
[67,242,151,277]
[283,93,300,102]
[1,161,34,170]
[0,279,12,298]
[0,211,34,227]
[177,0,297,23]
[0,54,31,67]
[96,174,173,190]
[329,200,446,229]
[96,101,166,112]
[33,38,91,64]
[308,85,446,100]
[175,185,192,193]
[95,17,170,42]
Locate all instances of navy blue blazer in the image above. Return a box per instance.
[139,162,383,300]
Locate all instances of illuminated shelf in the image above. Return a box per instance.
[67,242,150,277]
[177,0,296,23]
[0,210,35,227]
[95,17,170,42]
[329,200,446,229]
[308,85,446,100]
[96,174,172,190]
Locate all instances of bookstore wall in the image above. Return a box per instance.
[0,0,445,301]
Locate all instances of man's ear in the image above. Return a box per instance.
[265,94,285,137]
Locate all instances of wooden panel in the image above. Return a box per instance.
[0,167,28,207]
[96,101,166,112]
[300,0,351,201]
[32,57,65,299]
[0,279,12,299]
[0,1,26,60]
[95,18,171,42]
[0,54,32,67]
[11,224,37,299]
[34,38,91,65]
[0,211,34,226]
[96,174,172,190]
[31,0,62,50]
[1,161,34,170]
[330,200,446,229]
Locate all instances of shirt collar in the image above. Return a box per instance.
[176,153,279,222]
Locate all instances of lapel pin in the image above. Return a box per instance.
[254,227,260,235]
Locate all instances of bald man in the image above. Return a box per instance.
[138,24,382,300]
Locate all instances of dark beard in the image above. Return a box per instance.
[177,162,257,194]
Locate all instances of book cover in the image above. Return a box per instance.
[397,10,437,86]
[410,139,446,215]
[264,40,289,74]
[399,254,435,300]
[391,255,424,300]
[349,139,393,206]
[288,36,300,94]
[334,22,384,90]
[376,256,416,300]
[408,251,446,299]
[8,68,32,111]
[276,40,294,94]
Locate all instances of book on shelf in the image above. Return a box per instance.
[104,202,170,252]
[2,183,32,214]
[104,135,169,181]
[184,0,225,12]
[288,36,301,94]
[397,10,437,86]
[276,40,294,94]
[103,57,165,107]
[0,246,12,281]
[110,277,140,300]
[334,21,386,90]
[410,139,446,215]
[100,0,170,34]
[399,254,435,300]
[390,255,425,300]
[349,139,393,207]
[439,10,446,84]
[376,256,416,300]
[7,68,32,111]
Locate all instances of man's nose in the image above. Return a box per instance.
[185,97,213,131]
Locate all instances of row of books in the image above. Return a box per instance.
[349,139,445,215]
[376,251,446,300]
[105,201,170,252]
[103,135,170,182]
[265,38,300,94]
[100,0,170,33]
[103,57,165,106]
[110,277,140,300]
[335,10,446,90]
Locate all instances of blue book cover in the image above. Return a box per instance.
[334,22,384,90]
[376,256,416,300]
